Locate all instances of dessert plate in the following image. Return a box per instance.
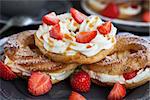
[0,34,150,100]
[81,0,150,33]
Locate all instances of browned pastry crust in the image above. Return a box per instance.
[86,33,150,75]
[4,30,78,84]
[34,33,115,64]
[91,78,149,89]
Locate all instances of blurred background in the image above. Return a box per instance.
[0,0,149,39]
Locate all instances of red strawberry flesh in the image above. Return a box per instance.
[108,82,126,100]
[49,24,63,40]
[97,21,112,35]
[131,5,138,9]
[70,8,87,24]
[28,72,52,96]
[123,70,138,80]
[101,3,119,18]
[69,91,86,100]
[76,31,97,43]
[42,12,59,25]
[142,11,150,22]
[0,61,17,80]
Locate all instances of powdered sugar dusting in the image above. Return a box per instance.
[117,33,150,49]
[4,34,20,49]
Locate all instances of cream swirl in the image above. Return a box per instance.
[58,13,79,32]
[71,15,116,57]
[79,15,103,32]
[36,14,117,57]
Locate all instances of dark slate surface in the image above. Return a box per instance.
[0,78,149,100]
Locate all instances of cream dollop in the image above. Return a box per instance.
[36,14,117,57]
[49,70,74,80]
[71,15,116,57]
[79,15,103,32]
[58,13,79,32]
[43,33,70,54]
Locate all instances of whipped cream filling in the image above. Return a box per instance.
[49,70,74,80]
[36,24,52,42]
[4,56,31,76]
[43,33,70,53]
[58,13,79,32]
[36,15,117,57]
[4,56,74,80]
[119,5,141,15]
[79,15,103,32]
[84,68,150,84]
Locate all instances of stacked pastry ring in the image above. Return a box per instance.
[4,30,78,84]
[82,33,150,89]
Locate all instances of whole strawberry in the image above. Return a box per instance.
[70,71,91,92]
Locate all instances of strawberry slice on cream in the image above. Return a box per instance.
[70,8,87,24]
[49,24,63,40]
[76,31,97,43]
[97,21,112,35]
[42,12,60,25]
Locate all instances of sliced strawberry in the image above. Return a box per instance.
[142,11,150,22]
[69,91,86,100]
[0,61,17,80]
[49,24,63,40]
[76,31,97,43]
[70,8,87,24]
[28,72,52,96]
[123,70,138,80]
[101,3,119,18]
[108,82,126,100]
[42,12,60,25]
[97,21,112,35]
[70,71,91,92]
[131,4,138,9]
